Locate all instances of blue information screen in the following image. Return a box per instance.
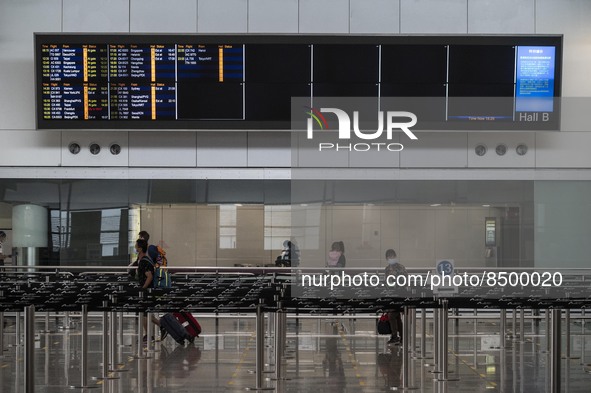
[516,46,555,112]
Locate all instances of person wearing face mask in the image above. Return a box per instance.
[384,249,407,345]
[128,230,150,280]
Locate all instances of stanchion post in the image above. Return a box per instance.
[399,306,417,390]
[146,312,154,353]
[256,306,265,388]
[246,303,273,391]
[411,308,417,355]
[42,312,50,334]
[137,313,143,357]
[110,311,117,370]
[24,305,35,393]
[118,312,124,352]
[103,311,109,378]
[520,309,525,342]
[582,309,586,365]
[500,309,506,350]
[437,299,458,381]
[421,308,427,359]
[512,309,517,339]
[565,309,570,358]
[441,301,447,380]
[546,309,551,353]
[562,309,579,360]
[64,311,71,330]
[70,304,97,389]
[273,312,282,380]
[94,311,119,381]
[281,312,287,359]
[550,309,561,393]
[15,311,21,346]
[434,308,440,371]
[133,312,150,360]
[0,311,4,355]
[81,305,89,386]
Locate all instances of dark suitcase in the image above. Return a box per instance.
[160,313,191,345]
[173,312,201,342]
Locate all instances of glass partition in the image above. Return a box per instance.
[6,178,587,269]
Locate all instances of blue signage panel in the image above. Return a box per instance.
[516,46,555,112]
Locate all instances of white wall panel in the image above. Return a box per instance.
[248,0,299,33]
[534,181,591,268]
[400,133,468,168]
[399,208,435,265]
[63,0,130,32]
[0,131,61,166]
[162,205,198,266]
[536,0,591,35]
[0,0,61,130]
[0,0,61,58]
[560,98,591,132]
[401,0,468,33]
[296,132,349,168]
[348,135,400,168]
[536,132,591,168]
[536,0,591,97]
[467,132,535,168]
[0,59,37,131]
[197,0,247,33]
[435,208,486,267]
[379,207,400,257]
[468,0,534,34]
[350,0,399,34]
[194,205,218,265]
[247,132,291,167]
[129,132,197,167]
[197,132,248,167]
[299,0,350,33]
[130,0,197,33]
[140,205,164,252]
[61,131,129,167]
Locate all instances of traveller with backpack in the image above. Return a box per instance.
[148,245,171,288]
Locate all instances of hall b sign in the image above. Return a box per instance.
[305,107,418,152]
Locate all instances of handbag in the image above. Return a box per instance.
[377,313,392,335]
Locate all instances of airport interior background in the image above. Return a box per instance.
[2,1,591,392]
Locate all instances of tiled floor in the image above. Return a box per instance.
[1,313,591,392]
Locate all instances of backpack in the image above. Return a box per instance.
[144,256,172,288]
[153,265,172,288]
[155,245,168,267]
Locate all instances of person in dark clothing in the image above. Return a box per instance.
[275,239,301,267]
[0,231,10,266]
[128,230,150,280]
[135,238,157,341]
[384,249,407,345]
[136,238,154,290]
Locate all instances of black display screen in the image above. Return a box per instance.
[35,34,562,130]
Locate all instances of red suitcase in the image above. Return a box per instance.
[173,312,202,341]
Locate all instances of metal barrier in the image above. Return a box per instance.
[3,265,591,393]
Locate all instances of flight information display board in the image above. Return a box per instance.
[35,34,562,130]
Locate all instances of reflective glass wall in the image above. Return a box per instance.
[0,178,583,269]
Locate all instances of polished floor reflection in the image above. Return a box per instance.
[1,313,591,392]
